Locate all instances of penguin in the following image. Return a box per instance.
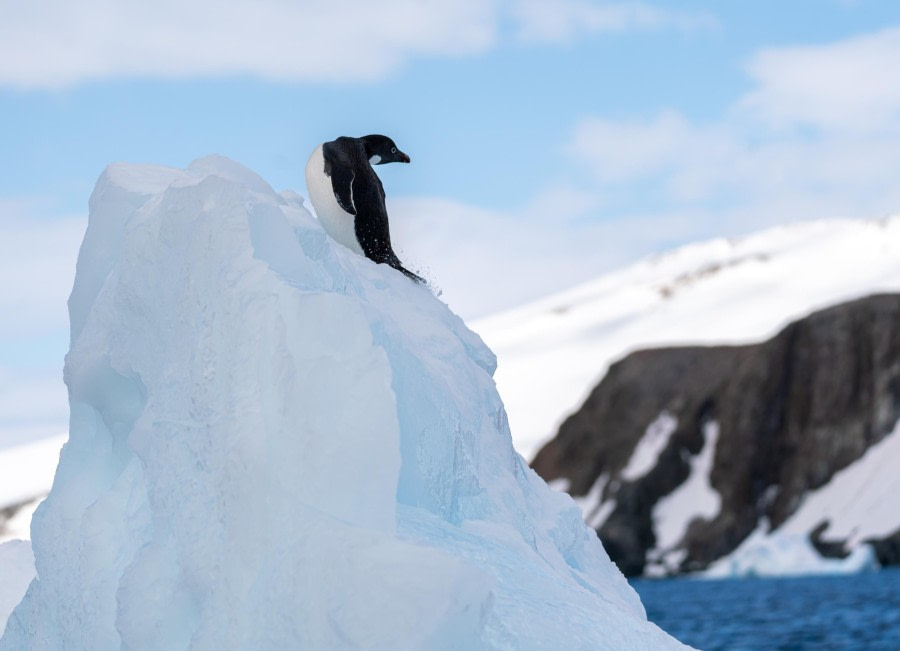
[305,135,425,283]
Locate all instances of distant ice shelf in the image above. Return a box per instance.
[702,525,879,579]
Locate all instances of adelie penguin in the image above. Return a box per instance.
[306,135,425,283]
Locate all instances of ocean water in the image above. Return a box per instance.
[632,568,900,650]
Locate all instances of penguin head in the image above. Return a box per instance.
[362,134,411,165]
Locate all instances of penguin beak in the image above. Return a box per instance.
[398,151,411,163]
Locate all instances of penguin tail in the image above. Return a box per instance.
[396,263,426,284]
[385,254,426,283]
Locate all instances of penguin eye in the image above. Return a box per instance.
[391,147,396,153]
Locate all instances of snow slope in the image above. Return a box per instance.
[0,436,65,543]
[780,418,900,547]
[0,157,686,649]
[0,436,65,511]
[474,217,900,461]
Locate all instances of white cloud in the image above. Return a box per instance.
[389,195,715,319]
[0,203,85,340]
[510,0,717,43]
[566,26,900,232]
[521,184,602,220]
[0,0,714,89]
[740,26,900,132]
[570,113,900,226]
[0,367,68,434]
[0,0,497,88]
[0,204,79,445]
[567,111,725,183]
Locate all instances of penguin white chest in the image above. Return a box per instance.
[305,144,365,256]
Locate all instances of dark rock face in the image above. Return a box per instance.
[532,293,900,576]
[868,530,900,566]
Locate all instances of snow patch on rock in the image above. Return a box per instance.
[780,418,900,546]
[621,411,678,481]
[652,421,722,552]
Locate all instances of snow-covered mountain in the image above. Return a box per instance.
[473,217,900,578]
[0,157,686,649]
[474,216,900,462]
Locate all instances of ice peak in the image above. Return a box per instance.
[2,157,685,650]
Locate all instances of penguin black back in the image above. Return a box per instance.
[310,135,424,283]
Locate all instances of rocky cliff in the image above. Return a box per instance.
[532,293,900,576]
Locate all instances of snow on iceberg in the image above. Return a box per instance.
[1,156,687,650]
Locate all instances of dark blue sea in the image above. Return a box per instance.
[631,569,900,650]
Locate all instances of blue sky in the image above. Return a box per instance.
[3,0,900,444]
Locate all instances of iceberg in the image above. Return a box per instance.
[1,156,686,649]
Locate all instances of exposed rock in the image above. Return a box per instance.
[532,293,900,576]
[809,522,850,560]
[868,530,900,566]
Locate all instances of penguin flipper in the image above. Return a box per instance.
[322,142,357,215]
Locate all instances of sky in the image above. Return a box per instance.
[3,0,900,447]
